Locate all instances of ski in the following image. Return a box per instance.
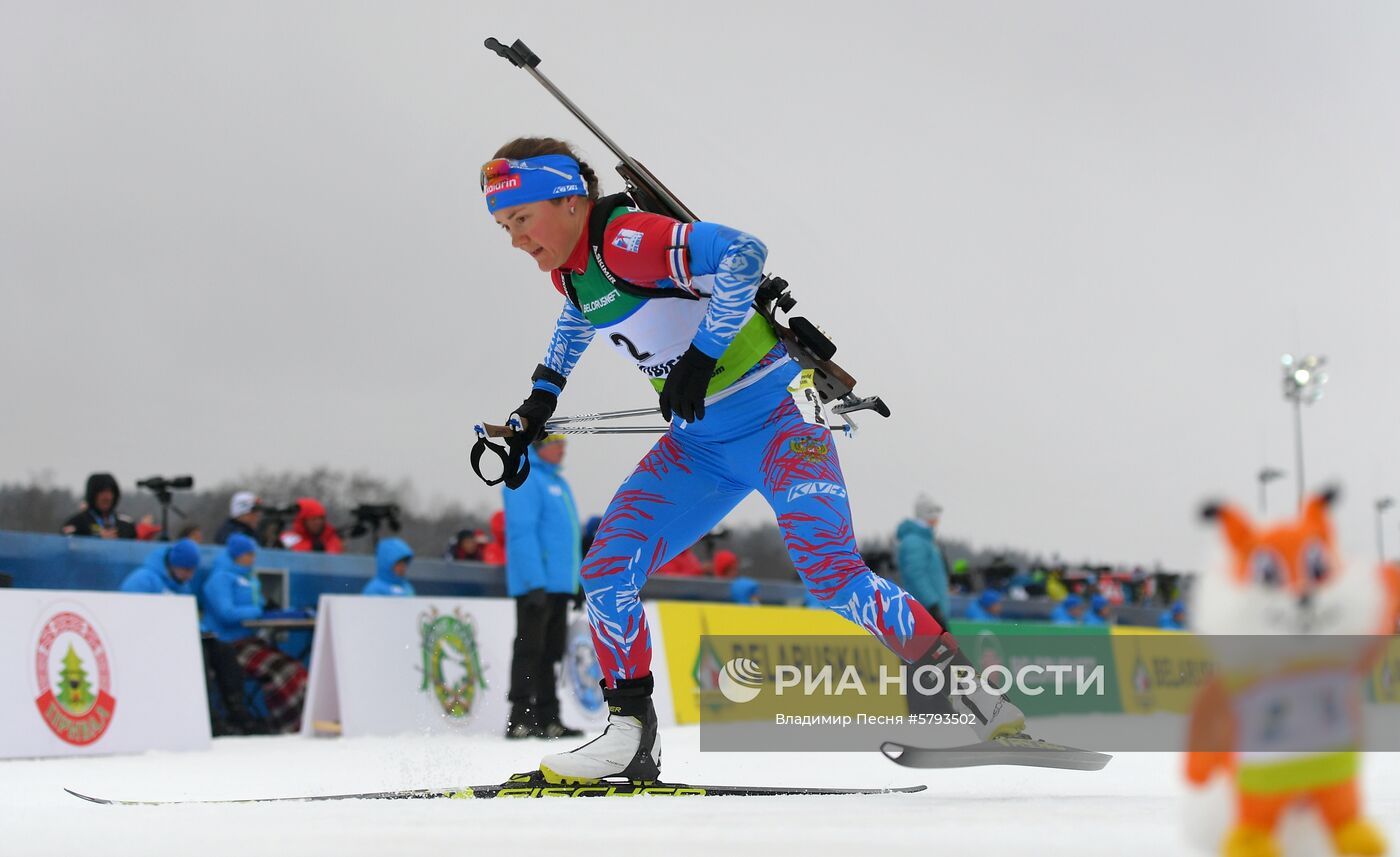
[881,736,1112,771]
[65,771,926,805]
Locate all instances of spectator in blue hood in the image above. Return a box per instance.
[504,435,582,740]
[896,495,951,628]
[202,535,264,641]
[1049,594,1086,625]
[964,589,1003,622]
[729,576,760,605]
[120,538,200,594]
[201,534,307,733]
[1158,600,1187,630]
[363,538,416,596]
[1083,594,1113,626]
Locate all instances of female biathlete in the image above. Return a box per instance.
[480,138,1025,783]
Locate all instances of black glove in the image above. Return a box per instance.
[502,388,557,488]
[658,345,717,423]
[470,366,564,490]
[511,388,558,444]
[570,587,585,611]
[522,587,548,610]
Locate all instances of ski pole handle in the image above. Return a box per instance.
[477,422,516,439]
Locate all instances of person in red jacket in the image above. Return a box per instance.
[481,509,507,565]
[279,497,344,554]
[655,547,705,577]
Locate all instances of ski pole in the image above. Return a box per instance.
[475,419,667,438]
[547,406,662,425]
[545,425,668,436]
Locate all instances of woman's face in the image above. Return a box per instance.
[492,198,586,272]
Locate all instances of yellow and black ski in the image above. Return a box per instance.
[65,771,926,804]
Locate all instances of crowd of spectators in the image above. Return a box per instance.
[888,495,1190,630]
[39,471,1198,739]
[56,472,501,560]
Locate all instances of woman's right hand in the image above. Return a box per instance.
[509,388,558,444]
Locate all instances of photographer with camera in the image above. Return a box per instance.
[214,491,261,545]
[278,497,344,554]
[60,473,138,539]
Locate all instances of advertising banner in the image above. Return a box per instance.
[657,600,889,725]
[657,603,1126,726]
[1107,625,1212,714]
[0,589,211,759]
[947,621,1121,716]
[302,596,674,737]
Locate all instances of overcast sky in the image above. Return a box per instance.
[3,1,1397,570]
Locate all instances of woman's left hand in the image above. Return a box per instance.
[659,345,717,423]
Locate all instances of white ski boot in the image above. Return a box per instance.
[539,674,661,784]
[911,632,1027,741]
[957,683,1028,742]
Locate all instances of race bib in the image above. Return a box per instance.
[787,369,827,427]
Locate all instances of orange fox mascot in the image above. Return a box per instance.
[1187,489,1400,857]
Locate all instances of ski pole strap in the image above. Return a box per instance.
[470,422,531,488]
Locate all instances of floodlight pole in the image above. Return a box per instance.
[1378,497,1395,563]
[1280,354,1327,513]
[1292,396,1305,512]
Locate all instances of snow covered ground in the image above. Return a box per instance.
[4,725,1400,857]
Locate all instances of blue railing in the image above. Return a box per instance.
[0,530,1169,625]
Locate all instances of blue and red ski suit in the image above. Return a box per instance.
[532,203,944,685]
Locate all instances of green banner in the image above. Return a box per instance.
[947,621,1122,715]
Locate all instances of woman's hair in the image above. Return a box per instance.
[492,137,600,201]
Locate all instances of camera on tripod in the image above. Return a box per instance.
[347,503,402,544]
[135,474,195,541]
[255,501,301,518]
[136,475,194,494]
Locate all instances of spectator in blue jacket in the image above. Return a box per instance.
[363,537,416,596]
[1049,594,1086,625]
[1158,601,1187,630]
[202,535,263,641]
[120,538,200,594]
[730,576,760,605]
[201,534,307,733]
[1083,594,1113,626]
[121,538,265,736]
[964,589,1004,622]
[896,495,951,627]
[503,435,582,740]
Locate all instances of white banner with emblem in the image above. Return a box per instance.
[0,589,211,759]
[301,595,674,737]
